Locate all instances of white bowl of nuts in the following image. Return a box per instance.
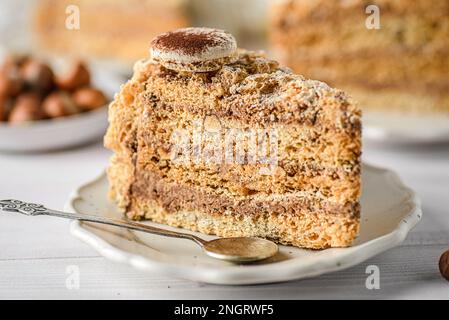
[0,55,122,152]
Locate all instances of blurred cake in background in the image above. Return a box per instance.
[34,0,188,68]
[270,0,449,113]
[3,0,267,72]
[189,0,268,49]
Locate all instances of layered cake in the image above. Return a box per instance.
[270,0,449,113]
[105,27,362,249]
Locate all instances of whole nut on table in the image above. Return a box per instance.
[439,250,449,281]
[73,87,107,110]
[56,62,91,91]
[8,93,43,124]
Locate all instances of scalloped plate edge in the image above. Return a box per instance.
[66,163,422,285]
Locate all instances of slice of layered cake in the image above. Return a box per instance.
[105,27,362,249]
[270,0,449,113]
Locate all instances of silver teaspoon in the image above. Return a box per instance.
[0,199,278,263]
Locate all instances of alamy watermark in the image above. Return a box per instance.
[65,265,80,290]
[365,265,380,290]
[65,5,80,30]
[170,115,279,175]
[365,5,381,29]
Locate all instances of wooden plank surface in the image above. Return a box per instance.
[0,234,447,299]
[0,141,449,299]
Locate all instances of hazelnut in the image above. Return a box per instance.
[73,87,107,110]
[20,60,54,93]
[56,61,90,91]
[439,249,449,281]
[42,92,80,118]
[1,54,29,71]
[8,93,43,124]
[0,68,23,97]
[1,57,16,74]
[0,96,7,121]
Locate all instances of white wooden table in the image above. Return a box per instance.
[1,139,448,299]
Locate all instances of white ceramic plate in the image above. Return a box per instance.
[66,163,421,285]
[364,111,449,144]
[0,107,109,152]
[0,66,124,152]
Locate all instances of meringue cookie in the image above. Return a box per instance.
[150,27,238,72]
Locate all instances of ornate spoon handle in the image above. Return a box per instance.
[0,199,206,246]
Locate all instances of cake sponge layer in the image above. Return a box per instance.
[126,170,360,249]
[130,200,359,249]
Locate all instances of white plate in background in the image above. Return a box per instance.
[0,64,125,152]
[66,163,421,285]
[364,111,449,145]
[0,107,109,152]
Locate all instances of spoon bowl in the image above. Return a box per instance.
[203,237,279,262]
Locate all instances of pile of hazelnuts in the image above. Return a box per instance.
[0,55,108,125]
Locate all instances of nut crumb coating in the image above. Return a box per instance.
[105,47,361,249]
